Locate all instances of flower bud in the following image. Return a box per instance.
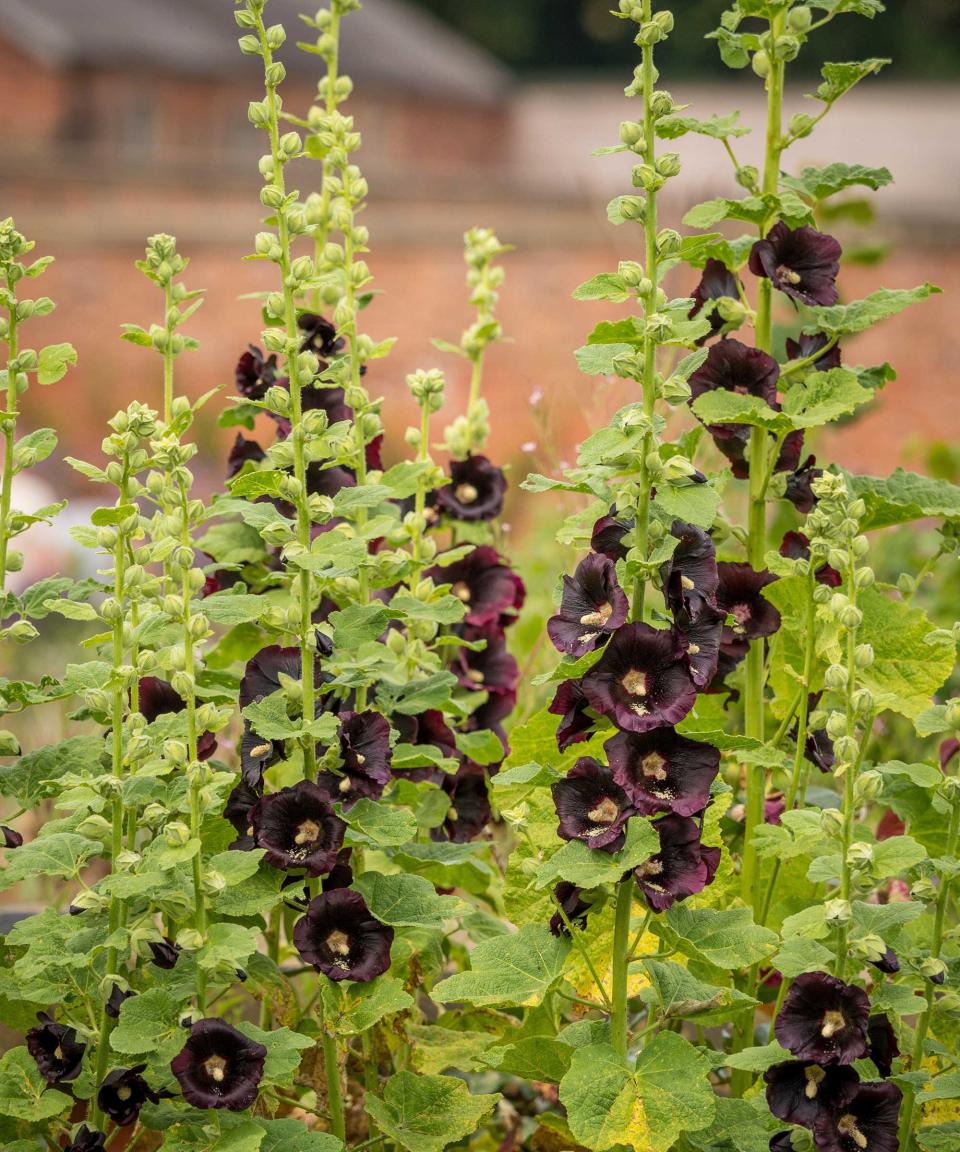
[824,664,848,692]
[164,821,192,847]
[820,808,845,835]
[911,878,937,902]
[944,698,960,729]
[839,604,863,630]
[789,5,813,32]
[752,50,771,78]
[854,770,883,805]
[825,711,847,739]
[824,897,851,924]
[619,121,644,147]
[176,928,205,952]
[846,841,873,866]
[833,735,859,762]
[851,687,873,714]
[854,567,874,589]
[163,740,188,765]
[854,643,874,669]
[656,153,681,178]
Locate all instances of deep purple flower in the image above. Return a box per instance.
[455,625,518,696]
[305,460,357,502]
[775,973,870,1065]
[548,553,630,658]
[235,345,278,400]
[26,1013,85,1083]
[689,258,741,342]
[552,758,634,851]
[777,429,807,477]
[224,780,260,851]
[549,680,597,750]
[322,849,355,893]
[802,693,836,774]
[148,937,181,970]
[811,1081,902,1152]
[392,709,457,784]
[675,601,725,689]
[785,455,824,514]
[298,312,345,359]
[581,622,697,734]
[1,825,22,848]
[786,331,842,372]
[426,546,525,628]
[65,1127,107,1152]
[251,780,346,876]
[549,882,593,937]
[137,676,217,760]
[705,634,749,699]
[633,813,721,912]
[715,562,781,642]
[765,790,786,825]
[435,455,507,522]
[780,531,842,588]
[171,1018,267,1112]
[591,512,632,562]
[769,1136,794,1152]
[867,1013,899,1078]
[105,983,134,1020]
[227,433,266,479]
[97,1064,159,1126]
[764,1061,860,1129]
[293,888,394,982]
[605,728,720,818]
[435,762,492,842]
[749,223,842,307]
[662,521,719,625]
[316,710,393,808]
[940,735,959,772]
[869,947,900,977]
[466,688,516,758]
[239,722,282,791]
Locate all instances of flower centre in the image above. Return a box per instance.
[680,575,696,591]
[640,752,668,781]
[586,797,620,827]
[730,603,752,634]
[837,1114,868,1151]
[621,669,648,697]
[452,581,472,603]
[338,776,352,794]
[467,668,485,685]
[580,602,613,628]
[447,806,459,822]
[776,264,803,286]
[250,741,272,760]
[326,928,352,958]
[53,1046,64,1061]
[821,1009,847,1039]
[204,1055,228,1084]
[455,482,479,504]
[804,1065,826,1099]
[117,1085,133,1102]
[635,858,664,879]
[294,819,322,846]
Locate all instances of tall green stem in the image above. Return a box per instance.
[0,296,17,592]
[610,879,634,1062]
[834,542,860,982]
[322,1031,347,1142]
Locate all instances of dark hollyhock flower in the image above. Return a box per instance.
[769,1136,795,1152]
[764,1061,860,1129]
[633,813,721,912]
[316,710,393,808]
[786,331,842,372]
[26,1013,85,1083]
[774,972,870,1065]
[780,531,842,588]
[689,258,741,343]
[549,882,593,937]
[97,1065,159,1126]
[322,849,355,893]
[305,460,357,502]
[1,825,22,848]
[224,780,260,851]
[549,679,596,750]
[227,433,266,479]
[235,345,278,400]
[581,622,697,734]
[591,511,633,562]
[239,721,281,791]
[171,1018,267,1112]
[435,455,507,522]
[455,625,518,697]
[605,728,720,818]
[869,947,900,976]
[240,644,329,713]
[777,429,806,477]
[392,709,457,784]
[65,1126,107,1152]
[552,757,634,851]
[705,634,749,699]
[765,790,786,825]
[466,688,516,760]
[749,222,842,307]
[250,780,345,876]
[675,601,725,689]
[662,520,719,624]
[137,676,217,760]
[148,938,181,970]
[716,562,781,642]
[807,726,836,774]
[867,1013,900,1078]
[427,546,525,628]
[298,312,345,359]
[941,735,959,772]
[293,888,394,982]
[105,983,134,1020]
[435,762,492,843]
[548,553,630,658]
[811,1081,902,1152]
[785,455,824,514]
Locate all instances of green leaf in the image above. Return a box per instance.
[13,427,58,470]
[42,597,99,621]
[455,729,505,767]
[916,1123,960,1152]
[535,818,660,890]
[200,592,270,627]
[0,832,102,890]
[574,342,634,377]
[341,799,417,848]
[364,1072,497,1152]
[389,591,465,627]
[803,284,940,337]
[0,1046,72,1120]
[36,341,77,385]
[781,368,872,427]
[196,922,258,973]
[691,390,791,434]
[111,987,184,1060]
[773,937,836,978]
[724,1041,791,1072]
[330,604,393,649]
[658,906,779,969]
[783,162,892,201]
[432,924,569,1008]
[813,58,889,104]
[846,468,960,530]
[643,961,759,1024]
[573,273,631,303]
[353,872,464,929]
[485,1036,573,1083]
[258,1120,342,1152]
[656,111,750,140]
[237,1022,314,1081]
[652,481,723,530]
[0,734,105,806]
[320,975,414,1035]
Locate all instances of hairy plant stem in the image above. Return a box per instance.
[311,7,340,312]
[834,542,861,982]
[0,292,17,592]
[610,878,634,1062]
[322,1030,347,1142]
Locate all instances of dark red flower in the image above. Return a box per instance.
[316,710,393,808]
[785,455,824,514]
[235,345,278,400]
[765,790,786,825]
[549,680,597,750]
[941,735,959,772]
[427,546,525,628]
[867,1013,899,1078]
[775,973,870,1065]
[26,1013,85,1083]
[869,947,900,976]
[811,1081,902,1152]
[105,983,134,1020]
[662,521,719,625]
[705,634,749,699]
[552,758,634,851]
[1,825,22,848]
[548,553,630,658]
[251,780,345,876]
[749,223,842,307]
[786,331,842,372]
[605,728,720,818]
[322,849,355,893]
[466,688,516,758]
[227,433,266,479]
[780,531,842,588]
[435,455,507,522]
[633,813,720,912]
[306,460,357,501]
[715,562,781,642]
[224,780,260,851]
[137,676,217,760]
[591,512,633,562]
[777,429,807,477]
[549,882,593,937]
[675,601,725,689]
[434,762,492,842]
[97,1065,159,1126]
[764,1061,860,1129]
[689,258,741,343]
[582,623,697,734]
[768,1136,794,1152]
[392,709,457,784]
[293,888,394,982]
[455,625,518,696]
[148,938,181,970]
[806,726,837,774]
[65,1126,107,1152]
[171,1018,267,1111]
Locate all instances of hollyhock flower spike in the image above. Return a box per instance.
[633,813,720,911]
[604,727,720,818]
[774,972,870,1065]
[764,1061,859,1129]
[548,552,629,657]
[435,455,507,521]
[426,546,525,628]
[97,1065,159,1126]
[316,710,393,808]
[552,757,634,851]
[811,1081,902,1152]
[689,257,742,342]
[26,1013,85,1083]
[749,222,842,307]
[171,1018,267,1111]
[715,562,782,642]
[250,780,346,876]
[293,888,394,982]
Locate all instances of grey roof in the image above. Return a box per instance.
[3,0,512,105]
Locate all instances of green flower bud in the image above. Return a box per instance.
[854,643,874,669]
[944,698,960,729]
[752,50,771,78]
[846,841,873,866]
[824,663,848,692]
[833,735,859,762]
[619,121,644,147]
[824,897,851,924]
[825,711,847,739]
[854,770,883,805]
[656,153,682,178]
[911,878,937,902]
[839,604,863,630]
[789,5,813,32]
[164,821,192,847]
[176,928,205,952]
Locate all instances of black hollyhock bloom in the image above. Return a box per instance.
[224,780,260,851]
[137,676,217,760]
[97,1065,159,1126]
[785,455,824,515]
[662,520,719,624]
[549,679,597,750]
[605,728,720,818]
[769,1136,795,1152]
[293,888,394,982]
[435,455,507,522]
[435,762,492,842]
[1,825,22,848]
[749,223,842,307]
[774,973,870,1065]
[591,511,632,562]
[316,710,393,808]
[171,1018,267,1112]
[786,331,842,372]
[392,709,457,784]
[466,687,516,759]
[716,562,781,642]
[250,780,346,876]
[455,625,519,696]
[689,258,741,343]
[581,622,697,734]
[105,983,134,1019]
[235,345,278,400]
[780,531,842,588]
[811,1081,902,1152]
[322,849,355,893]
[867,1013,899,1078]
[549,882,592,937]
[764,1061,860,1129]
[633,813,721,912]
[65,1127,108,1152]
[148,938,181,970]
[941,736,960,771]
[427,546,525,628]
[26,1013,85,1083]
[227,433,266,479]
[803,701,836,775]
[548,553,630,658]
[869,947,900,976]
[675,601,725,689]
[298,312,345,359]
[239,721,282,791]
[552,757,634,851]
[705,634,749,700]
[777,429,806,477]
